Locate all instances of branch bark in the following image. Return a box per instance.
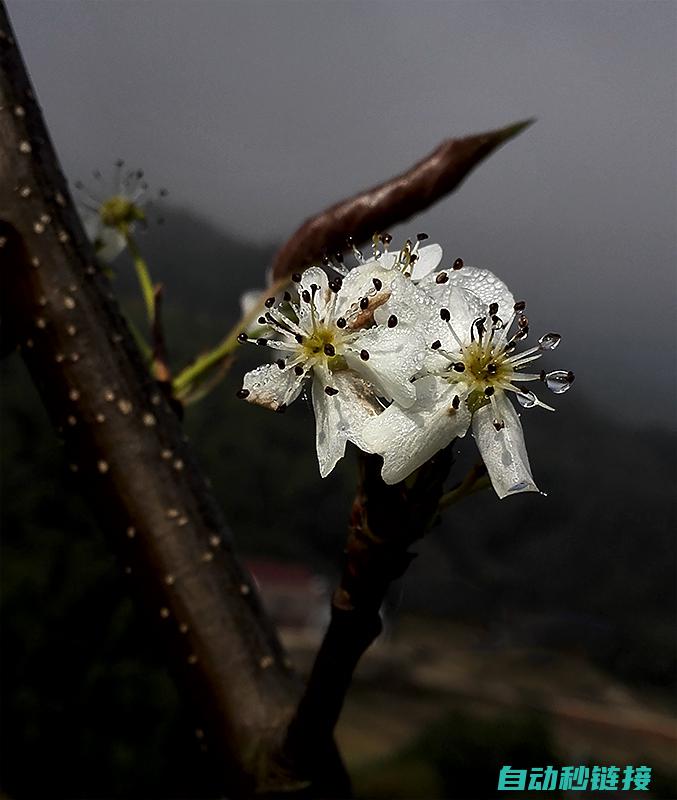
[271,118,533,280]
[0,7,331,795]
[283,446,455,773]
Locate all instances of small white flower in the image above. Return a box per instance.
[333,233,444,283]
[237,261,426,477]
[357,266,574,498]
[75,161,166,262]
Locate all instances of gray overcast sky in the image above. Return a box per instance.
[6,0,677,428]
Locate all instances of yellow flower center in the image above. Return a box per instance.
[99,195,144,228]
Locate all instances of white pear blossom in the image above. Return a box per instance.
[75,161,166,262]
[237,261,427,477]
[357,266,574,498]
[329,232,444,283]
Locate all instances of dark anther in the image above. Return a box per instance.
[431,340,442,350]
[514,300,526,312]
[453,258,464,270]
[295,334,304,343]
[336,317,347,328]
[489,302,499,315]
[324,343,336,357]
[452,395,460,409]
[487,363,498,375]
[567,371,576,383]
[258,316,266,324]
[329,277,343,292]
[321,254,331,266]
[518,315,529,328]
[493,420,505,431]
[436,272,449,284]
[295,365,304,376]
[346,235,354,245]
[301,290,311,303]
[292,272,302,283]
[453,362,465,372]
[387,314,398,328]
[372,277,382,291]
[237,332,248,343]
[539,370,546,381]
[275,403,287,413]
[236,388,250,399]
[265,297,275,308]
[360,297,369,310]
[334,252,344,263]
[484,386,495,396]
[416,232,429,241]
[360,349,370,361]
[283,291,292,302]
[276,359,285,369]
[440,308,451,321]
[257,338,268,346]
[381,233,393,245]
[410,253,418,263]
[324,386,339,396]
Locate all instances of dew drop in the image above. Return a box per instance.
[545,370,574,394]
[516,391,538,408]
[538,332,561,351]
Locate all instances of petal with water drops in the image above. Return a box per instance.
[355,376,471,485]
[472,393,538,499]
[241,362,305,412]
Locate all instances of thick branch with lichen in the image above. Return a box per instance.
[1,8,306,796]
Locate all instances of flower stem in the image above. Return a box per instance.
[124,230,155,325]
[172,275,290,399]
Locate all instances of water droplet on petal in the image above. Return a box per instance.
[538,332,561,350]
[545,370,574,394]
[516,391,538,408]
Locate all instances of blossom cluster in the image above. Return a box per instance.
[237,237,574,499]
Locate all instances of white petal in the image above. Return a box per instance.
[448,267,515,318]
[356,376,471,485]
[410,243,443,281]
[334,261,392,320]
[311,367,381,477]
[83,214,126,263]
[373,272,437,332]
[239,288,262,318]
[242,362,305,411]
[297,266,330,328]
[472,392,538,499]
[347,324,426,408]
[420,287,485,364]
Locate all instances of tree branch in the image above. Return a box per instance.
[283,446,455,773]
[1,7,347,795]
[271,118,534,280]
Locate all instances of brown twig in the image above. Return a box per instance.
[283,446,455,775]
[271,119,534,280]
